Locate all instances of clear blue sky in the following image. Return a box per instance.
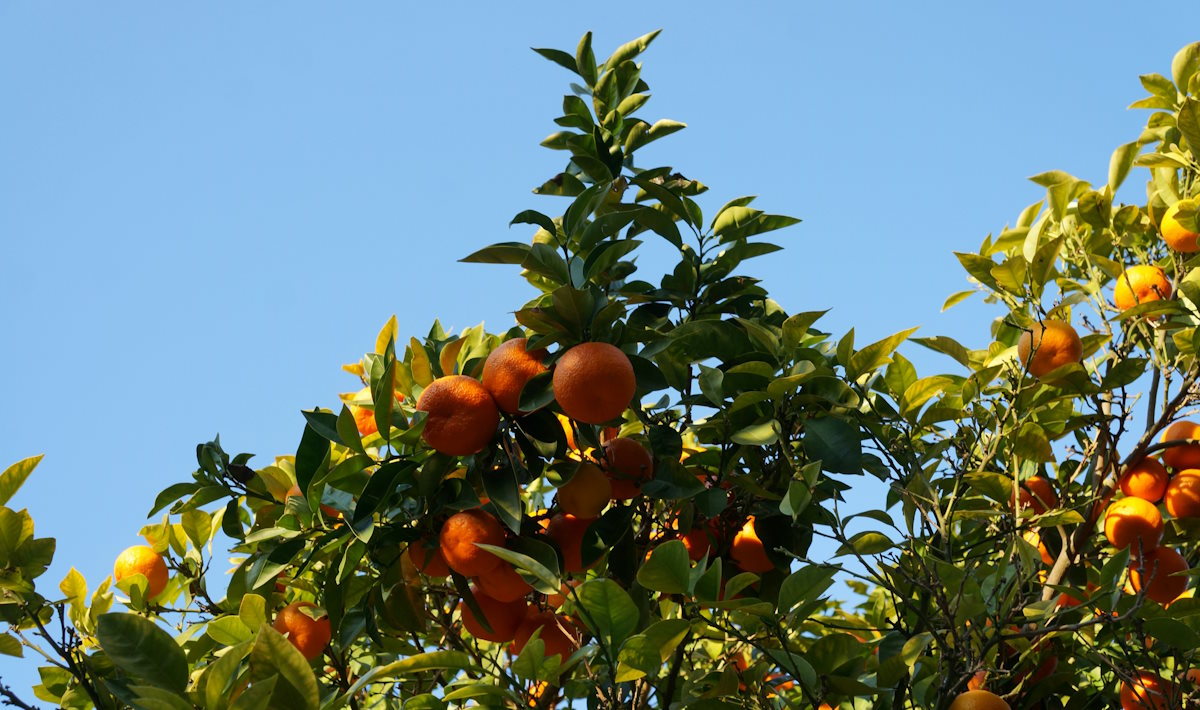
[2,1,1198,694]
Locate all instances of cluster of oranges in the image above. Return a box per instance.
[1099,420,1200,607]
[1015,205,1194,385]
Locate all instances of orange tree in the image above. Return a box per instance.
[2,31,1200,710]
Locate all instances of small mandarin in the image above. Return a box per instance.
[1165,470,1200,518]
[1127,546,1189,606]
[439,509,505,577]
[113,545,169,599]
[602,437,654,500]
[512,609,578,660]
[552,342,636,424]
[272,601,331,661]
[459,588,527,643]
[1104,497,1164,552]
[1017,320,1082,378]
[947,689,1010,710]
[1120,458,1170,503]
[1161,201,1200,253]
[1120,672,1174,710]
[1162,420,1200,471]
[731,517,774,573]
[555,462,612,519]
[1114,265,1172,311]
[481,337,548,414]
[416,375,500,456]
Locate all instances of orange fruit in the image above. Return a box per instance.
[1022,529,1054,565]
[459,588,527,643]
[555,462,612,519]
[512,609,578,661]
[406,541,450,577]
[1016,476,1058,514]
[1121,458,1170,503]
[731,517,774,573]
[682,525,715,562]
[552,342,637,424]
[439,509,505,577]
[1161,202,1200,253]
[113,545,169,599]
[1104,497,1164,552]
[602,437,654,500]
[1017,320,1082,378]
[351,405,378,436]
[1165,470,1200,518]
[967,670,987,691]
[1127,546,1189,606]
[947,689,1010,710]
[1120,672,1175,710]
[545,580,581,609]
[1162,421,1200,471]
[474,561,533,603]
[272,601,332,661]
[1056,582,1098,609]
[481,337,549,415]
[415,375,500,456]
[544,513,592,574]
[1114,265,1172,311]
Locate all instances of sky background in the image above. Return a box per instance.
[3,1,1200,696]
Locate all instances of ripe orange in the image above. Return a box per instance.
[1121,458,1170,503]
[481,337,549,415]
[967,670,987,691]
[1114,265,1172,311]
[113,545,169,599]
[512,609,578,661]
[1162,420,1200,471]
[1165,470,1200,518]
[602,437,654,499]
[1161,202,1199,253]
[544,513,591,574]
[351,405,378,436]
[474,561,533,603]
[947,689,1010,710]
[555,462,612,519]
[459,588,527,643]
[415,375,500,456]
[1104,497,1164,552]
[1120,672,1174,710]
[545,580,581,609]
[1017,320,1082,378]
[682,525,715,562]
[1127,546,1189,606]
[731,517,774,573]
[552,342,637,424]
[439,509,505,577]
[1016,476,1058,514]
[272,601,332,661]
[1022,529,1054,565]
[406,541,450,577]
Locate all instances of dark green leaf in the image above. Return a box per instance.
[636,540,690,595]
[803,417,861,474]
[96,613,188,692]
[0,455,41,507]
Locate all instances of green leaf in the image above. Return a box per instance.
[777,565,837,616]
[129,685,195,710]
[0,455,42,507]
[1178,98,1200,155]
[1173,42,1200,94]
[803,417,862,474]
[575,578,638,647]
[204,641,252,710]
[849,327,919,377]
[96,613,188,692]
[575,31,597,86]
[474,544,560,595]
[459,241,532,265]
[636,540,691,595]
[605,29,661,68]
[0,632,22,657]
[941,290,974,312]
[532,47,578,74]
[615,618,690,681]
[835,531,894,557]
[341,652,476,702]
[207,616,254,646]
[1108,142,1140,191]
[482,464,523,535]
[249,624,320,710]
[730,420,780,446]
